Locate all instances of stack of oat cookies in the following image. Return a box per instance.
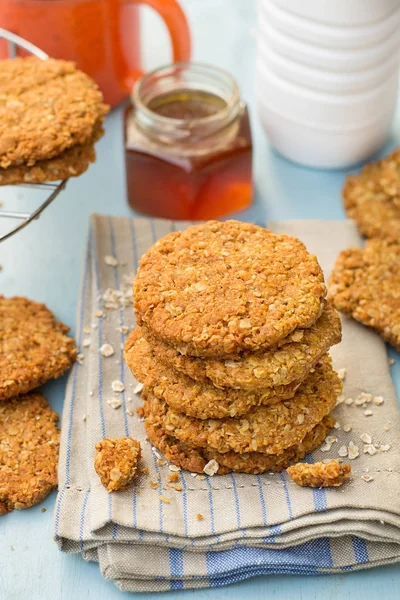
[0,57,109,185]
[125,221,343,475]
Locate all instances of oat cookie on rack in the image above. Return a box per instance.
[134,221,326,358]
[0,296,77,401]
[125,329,301,419]
[329,239,400,351]
[0,57,109,168]
[144,396,334,474]
[0,122,104,185]
[0,392,59,514]
[142,303,341,390]
[142,356,341,455]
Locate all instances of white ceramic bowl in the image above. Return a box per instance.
[257,98,395,168]
[271,0,400,26]
[258,12,400,72]
[256,60,400,127]
[258,38,400,94]
[259,0,400,50]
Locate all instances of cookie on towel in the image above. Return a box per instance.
[134,220,326,358]
[144,396,334,474]
[125,329,302,419]
[0,296,77,401]
[0,392,59,514]
[343,149,400,240]
[287,460,351,488]
[94,438,142,493]
[141,303,341,390]
[142,356,341,455]
[329,239,400,350]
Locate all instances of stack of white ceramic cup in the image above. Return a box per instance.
[256,0,400,168]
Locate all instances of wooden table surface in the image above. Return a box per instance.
[0,1,399,598]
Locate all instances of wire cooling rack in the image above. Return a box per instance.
[0,28,68,243]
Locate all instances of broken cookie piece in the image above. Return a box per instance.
[94,437,141,492]
[287,459,351,488]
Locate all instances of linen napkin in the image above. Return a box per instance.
[54,216,400,592]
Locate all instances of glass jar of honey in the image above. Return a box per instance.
[124,63,253,220]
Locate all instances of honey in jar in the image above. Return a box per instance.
[124,63,253,220]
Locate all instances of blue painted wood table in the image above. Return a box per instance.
[0,1,399,598]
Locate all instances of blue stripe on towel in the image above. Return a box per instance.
[130,218,165,536]
[65,237,90,485]
[79,490,90,552]
[206,538,333,581]
[108,217,129,437]
[169,549,184,589]
[256,475,267,526]
[205,476,217,538]
[303,452,328,512]
[91,233,106,439]
[352,537,369,564]
[279,473,293,519]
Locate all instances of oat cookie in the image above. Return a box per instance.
[0,122,104,185]
[94,437,141,492]
[134,221,326,358]
[0,296,77,401]
[329,240,400,350]
[287,460,351,488]
[142,303,341,390]
[0,392,59,514]
[144,397,334,474]
[343,150,400,240]
[125,329,301,419]
[0,57,109,168]
[142,356,341,455]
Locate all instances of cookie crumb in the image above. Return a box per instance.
[94,437,141,492]
[166,483,183,492]
[100,343,114,357]
[168,472,180,483]
[159,495,171,504]
[107,398,122,409]
[362,475,374,482]
[287,460,351,488]
[203,459,219,476]
[104,255,119,267]
[150,481,159,489]
[41,507,47,513]
[111,380,125,393]
[196,513,204,521]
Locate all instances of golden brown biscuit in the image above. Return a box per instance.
[343,149,400,240]
[0,122,104,185]
[329,239,400,350]
[142,356,341,455]
[287,460,351,488]
[0,57,109,168]
[134,221,326,358]
[125,329,302,419]
[0,392,59,514]
[141,303,341,390]
[0,296,77,401]
[144,397,334,474]
[94,438,141,493]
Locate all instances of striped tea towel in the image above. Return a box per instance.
[53,216,400,592]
